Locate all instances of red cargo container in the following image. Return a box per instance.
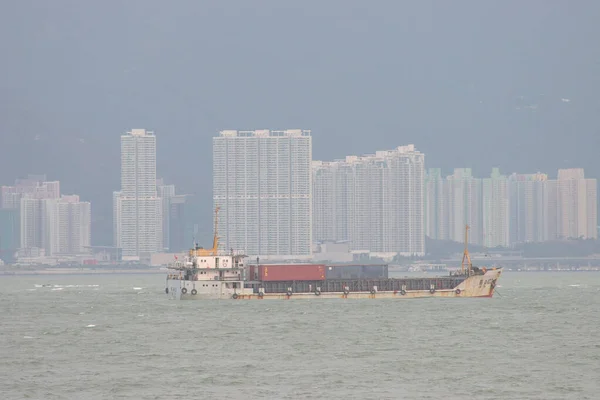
[258,264,326,281]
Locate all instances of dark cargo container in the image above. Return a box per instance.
[259,264,326,282]
[325,264,388,280]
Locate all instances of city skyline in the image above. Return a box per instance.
[425,167,598,248]
[2,1,600,254]
[0,175,91,262]
[1,131,599,263]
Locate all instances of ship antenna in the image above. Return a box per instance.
[461,224,473,275]
[193,223,199,249]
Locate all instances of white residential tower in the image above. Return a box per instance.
[213,129,312,259]
[312,145,425,256]
[113,129,162,259]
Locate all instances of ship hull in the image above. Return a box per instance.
[166,268,501,300]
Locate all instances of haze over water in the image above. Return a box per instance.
[1,271,599,399]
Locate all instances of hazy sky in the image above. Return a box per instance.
[1,1,599,244]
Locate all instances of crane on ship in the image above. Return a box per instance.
[459,224,489,277]
[461,224,473,276]
[189,206,220,257]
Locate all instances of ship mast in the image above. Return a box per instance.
[188,206,221,257]
[211,206,220,254]
[461,224,473,275]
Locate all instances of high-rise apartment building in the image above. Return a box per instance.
[446,168,482,245]
[45,195,91,255]
[114,129,162,259]
[312,161,337,243]
[20,197,47,251]
[508,173,550,245]
[1,176,90,256]
[424,168,482,245]
[482,168,509,248]
[379,146,425,255]
[0,208,19,262]
[157,179,175,251]
[424,168,449,241]
[312,160,357,244]
[2,177,60,209]
[213,129,312,259]
[156,179,189,252]
[3,176,54,254]
[112,190,122,250]
[424,168,505,247]
[586,179,598,239]
[557,168,597,239]
[312,145,425,256]
[542,179,559,241]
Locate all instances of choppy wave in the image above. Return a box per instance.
[3,272,600,400]
[35,284,101,289]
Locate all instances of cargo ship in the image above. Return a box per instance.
[165,208,501,300]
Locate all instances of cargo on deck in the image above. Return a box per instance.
[324,264,388,280]
[258,264,326,281]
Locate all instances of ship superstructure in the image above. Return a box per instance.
[165,209,502,300]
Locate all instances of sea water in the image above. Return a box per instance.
[0,271,599,399]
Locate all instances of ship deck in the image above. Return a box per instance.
[245,276,467,293]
